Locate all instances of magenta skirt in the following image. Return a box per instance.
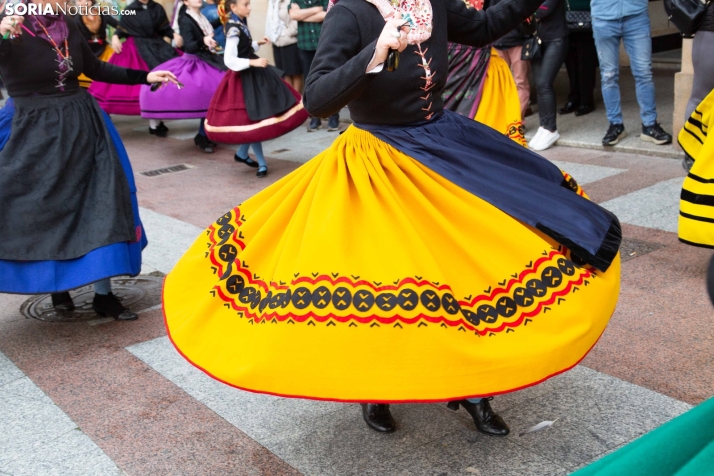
[139,54,226,119]
[88,38,148,116]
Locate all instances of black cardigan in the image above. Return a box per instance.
[0,16,148,97]
[533,0,567,42]
[178,11,226,70]
[304,0,543,125]
[116,0,174,39]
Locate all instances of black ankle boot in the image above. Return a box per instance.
[92,293,138,321]
[447,398,510,436]
[51,292,75,311]
[360,403,396,433]
[194,134,214,153]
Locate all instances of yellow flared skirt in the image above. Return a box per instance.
[163,126,620,402]
[475,49,526,147]
[679,89,714,247]
[78,45,113,89]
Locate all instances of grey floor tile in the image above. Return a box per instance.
[0,351,122,475]
[373,430,568,476]
[1,376,55,403]
[260,404,471,476]
[549,160,626,185]
[138,207,203,274]
[503,366,690,470]
[0,389,79,466]
[0,428,123,476]
[599,177,684,232]
[0,351,24,387]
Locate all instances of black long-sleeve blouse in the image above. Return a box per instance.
[71,14,120,57]
[116,0,174,39]
[304,0,542,125]
[0,16,148,97]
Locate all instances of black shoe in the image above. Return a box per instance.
[256,165,268,178]
[447,398,510,436]
[149,127,167,138]
[206,139,218,148]
[234,153,259,167]
[307,118,321,132]
[574,104,595,117]
[602,123,626,146]
[51,292,75,312]
[194,134,214,153]
[641,122,672,145]
[360,404,396,433]
[559,101,577,115]
[327,115,340,131]
[682,154,695,172]
[92,293,138,321]
[156,121,168,133]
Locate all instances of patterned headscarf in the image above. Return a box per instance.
[327,0,432,44]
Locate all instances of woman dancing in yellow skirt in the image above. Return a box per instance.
[163,0,621,435]
[442,0,525,145]
[678,88,714,248]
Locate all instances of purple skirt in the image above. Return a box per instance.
[140,54,226,119]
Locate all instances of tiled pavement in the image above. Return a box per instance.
[0,116,712,476]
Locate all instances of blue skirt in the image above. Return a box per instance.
[357,111,621,272]
[0,98,147,294]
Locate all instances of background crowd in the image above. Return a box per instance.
[3,0,711,155]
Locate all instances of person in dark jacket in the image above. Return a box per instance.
[559,0,597,117]
[528,0,568,151]
[493,0,532,119]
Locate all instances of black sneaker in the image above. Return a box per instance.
[602,123,626,146]
[327,114,340,131]
[641,122,672,145]
[307,118,321,132]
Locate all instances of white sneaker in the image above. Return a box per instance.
[529,127,560,151]
[527,126,545,148]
